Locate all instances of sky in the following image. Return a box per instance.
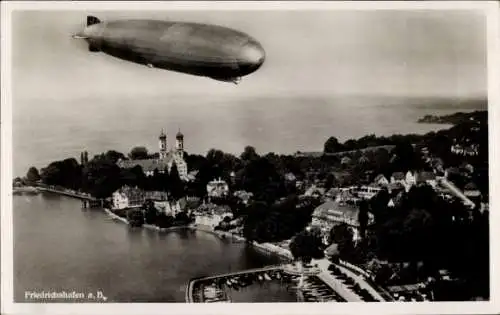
[12,9,487,102]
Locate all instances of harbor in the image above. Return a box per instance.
[186,263,349,303]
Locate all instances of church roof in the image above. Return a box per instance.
[176,129,184,139]
[117,152,181,173]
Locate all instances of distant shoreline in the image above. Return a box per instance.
[417,110,486,124]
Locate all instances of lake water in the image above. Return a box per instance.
[11,95,486,302]
[13,193,286,302]
[12,94,485,177]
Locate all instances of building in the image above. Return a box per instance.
[207,178,230,199]
[405,171,417,188]
[340,156,352,165]
[311,200,375,243]
[373,174,389,186]
[112,186,145,209]
[451,144,479,156]
[388,182,405,195]
[117,129,188,180]
[352,185,382,200]
[464,182,481,207]
[416,171,437,188]
[233,190,253,204]
[285,172,297,183]
[390,172,405,185]
[194,204,232,228]
[304,185,326,198]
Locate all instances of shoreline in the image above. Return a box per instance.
[101,207,293,261]
[102,207,189,232]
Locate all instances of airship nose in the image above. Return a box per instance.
[238,40,265,74]
[82,24,103,38]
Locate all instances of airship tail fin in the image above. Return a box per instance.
[87,16,101,27]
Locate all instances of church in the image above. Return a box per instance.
[117,129,189,181]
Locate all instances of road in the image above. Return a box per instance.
[438,178,475,208]
[312,258,386,302]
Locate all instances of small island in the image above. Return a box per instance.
[417,110,487,125]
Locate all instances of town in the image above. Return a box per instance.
[13,110,489,302]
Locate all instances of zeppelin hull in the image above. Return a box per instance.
[77,18,265,82]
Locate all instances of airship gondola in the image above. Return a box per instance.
[73,16,265,84]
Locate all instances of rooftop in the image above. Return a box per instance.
[117,152,182,172]
[392,172,405,180]
[313,200,360,223]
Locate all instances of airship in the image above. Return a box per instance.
[73,16,265,84]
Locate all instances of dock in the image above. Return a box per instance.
[36,185,104,208]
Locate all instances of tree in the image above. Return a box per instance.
[26,166,41,184]
[324,136,344,154]
[289,229,325,288]
[143,199,158,225]
[127,209,144,227]
[169,162,184,200]
[175,211,190,223]
[329,223,354,259]
[104,150,126,163]
[289,230,324,264]
[324,173,336,189]
[240,146,259,162]
[129,146,149,160]
[358,200,369,239]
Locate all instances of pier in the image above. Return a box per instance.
[36,185,104,208]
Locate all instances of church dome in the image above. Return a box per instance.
[159,129,166,139]
[176,129,184,139]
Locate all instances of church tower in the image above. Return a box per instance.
[159,129,167,159]
[175,129,184,155]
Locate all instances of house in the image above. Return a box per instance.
[388,182,405,195]
[405,171,417,187]
[352,185,382,200]
[416,171,437,188]
[325,187,341,199]
[451,144,479,156]
[212,205,233,223]
[464,182,481,199]
[194,205,232,228]
[390,172,405,184]
[112,186,145,209]
[304,185,325,198]
[285,172,297,183]
[335,188,360,204]
[144,190,169,201]
[358,155,370,164]
[311,200,375,243]
[186,170,199,182]
[387,199,395,208]
[206,178,229,199]
[445,167,460,179]
[373,174,389,187]
[340,156,352,165]
[462,163,475,175]
[233,190,253,204]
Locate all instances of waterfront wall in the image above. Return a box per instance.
[103,208,129,224]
